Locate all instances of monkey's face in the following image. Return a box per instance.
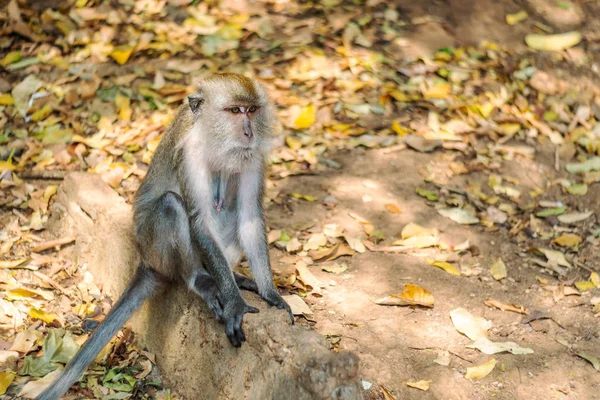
[188,74,274,171]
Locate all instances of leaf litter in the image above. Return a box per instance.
[1,0,600,396]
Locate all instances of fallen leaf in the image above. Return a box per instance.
[490,258,507,281]
[295,262,324,294]
[506,10,528,25]
[591,272,600,288]
[536,207,565,217]
[349,212,375,235]
[406,380,431,391]
[467,337,533,355]
[110,45,134,65]
[385,203,401,214]
[323,224,344,238]
[10,330,41,353]
[465,358,497,380]
[567,183,587,196]
[415,187,438,201]
[557,211,593,224]
[115,93,132,121]
[303,233,327,251]
[344,236,366,253]
[29,308,57,323]
[294,104,316,129]
[375,284,434,307]
[433,350,451,366]
[577,353,599,371]
[322,263,348,274]
[438,208,479,225]
[286,238,303,253]
[0,371,16,395]
[566,157,600,174]
[404,135,442,153]
[526,31,582,51]
[19,355,58,377]
[450,308,491,341]
[6,287,53,301]
[553,234,581,248]
[484,298,528,315]
[426,258,461,276]
[282,294,312,315]
[574,281,595,291]
[18,369,62,398]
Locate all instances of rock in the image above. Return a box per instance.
[48,172,361,400]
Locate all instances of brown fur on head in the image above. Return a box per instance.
[186,73,274,173]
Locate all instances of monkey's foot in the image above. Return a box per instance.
[222,297,259,347]
[260,289,295,325]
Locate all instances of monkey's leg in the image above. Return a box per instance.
[154,192,224,322]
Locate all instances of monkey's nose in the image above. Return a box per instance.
[244,129,253,138]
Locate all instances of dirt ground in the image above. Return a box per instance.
[2,0,600,399]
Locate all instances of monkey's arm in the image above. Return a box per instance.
[238,168,294,323]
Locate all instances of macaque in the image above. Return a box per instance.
[37,73,293,400]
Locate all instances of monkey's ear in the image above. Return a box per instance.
[188,93,204,114]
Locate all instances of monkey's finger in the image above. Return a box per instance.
[246,305,259,314]
[226,324,241,347]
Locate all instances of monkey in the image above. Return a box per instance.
[36,73,294,400]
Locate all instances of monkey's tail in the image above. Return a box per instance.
[36,265,164,400]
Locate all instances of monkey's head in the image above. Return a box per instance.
[188,73,274,172]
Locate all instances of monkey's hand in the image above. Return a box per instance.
[260,289,295,325]
[222,296,259,347]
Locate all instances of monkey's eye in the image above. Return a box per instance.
[248,106,258,113]
[230,107,241,114]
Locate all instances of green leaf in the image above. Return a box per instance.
[18,356,58,377]
[103,369,136,392]
[416,187,438,201]
[567,184,588,196]
[42,329,79,364]
[536,207,565,218]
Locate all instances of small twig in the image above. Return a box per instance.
[31,235,76,253]
[19,170,66,180]
[33,271,67,294]
[381,143,407,154]
[554,146,560,172]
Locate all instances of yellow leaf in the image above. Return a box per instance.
[0,160,16,172]
[552,234,581,248]
[375,284,434,307]
[506,10,528,25]
[490,258,507,281]
[574,281,595,291]
[29,307,57,323]
[406,380,431,391]
[475,102,495,118]
[426,258,460,276]
[525,31,582,51]
[1,51,21,67]
[591,272,600,288]
[294,104,316,129]
[115,93,132,121]
[385,203,401,214]
[109,45,134,65]
[0,371,16,395]
[286,136,303,150]
[498,123,521,136]
[423,83,451,99]
[0,93,15,105]
[465,359,497,380]
[391,120,407,136]
[30,104,53,122]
